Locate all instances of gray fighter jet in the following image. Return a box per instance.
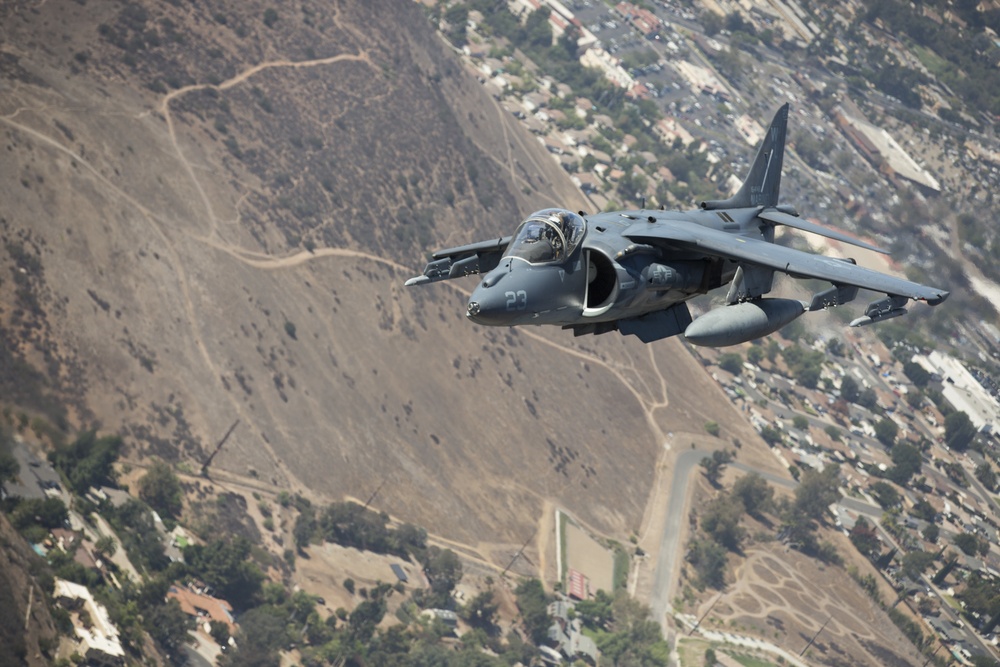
[405,104,948,346]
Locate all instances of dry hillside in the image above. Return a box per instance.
[0,0,778,563]
[0,513,58,667]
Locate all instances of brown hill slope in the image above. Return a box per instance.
[0,0,776,557]
[0,513,58,667]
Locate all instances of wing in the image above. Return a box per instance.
[405,237,511,286]
[757,209,889,255]
[623,220,949,304]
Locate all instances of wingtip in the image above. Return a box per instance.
[404,276,429,287]
[925,291,949,306]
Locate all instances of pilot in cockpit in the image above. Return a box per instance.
[508,209,584,265]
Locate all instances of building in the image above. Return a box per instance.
[547,596,599,664]
[54,579,125,666]
[580,48,634,89]
[614,1,662,37]
[914,351,1000,433]
[390,563,409,583]
[422,608,458,627]
[167,583,237,635]
[834,110,941,194]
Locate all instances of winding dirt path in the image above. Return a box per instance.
[4,42,684,579]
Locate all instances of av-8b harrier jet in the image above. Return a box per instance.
[406,104,948,346]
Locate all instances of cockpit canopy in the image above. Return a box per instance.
[505,208,585,265]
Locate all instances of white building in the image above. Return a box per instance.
[54,579,125,666]
[915,351,1000,433]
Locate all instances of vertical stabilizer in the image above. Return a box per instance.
[701,103,789,210]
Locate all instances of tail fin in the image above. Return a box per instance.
[701,103,789,210]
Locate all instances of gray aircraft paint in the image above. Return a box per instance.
[405,104,949,347]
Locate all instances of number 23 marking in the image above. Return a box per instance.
[505,290,527,311]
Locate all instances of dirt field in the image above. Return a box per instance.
[293,542,418,616]
[563,516,615,594]
[691,539,926,667]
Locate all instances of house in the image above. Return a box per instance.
[167,583,237,635]
[547,596,599,664]
[421,608,458,627]
[54,578,125,666]
[50,528,100,572]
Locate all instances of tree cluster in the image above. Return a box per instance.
[49,430,122,494]
[294,499,427,560]
[688,473,774,589]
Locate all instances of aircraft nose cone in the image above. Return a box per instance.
[466,284,510,325]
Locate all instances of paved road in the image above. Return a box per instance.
[650,447,711,633]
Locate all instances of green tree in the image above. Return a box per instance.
[209,620,230,645]
[901,550,935,581]
[597,592,669,665]
[144,598,192,658]
[909,496,937,522]
[850,516,881,559]
[718,352,743,375]
[902,361,931,387]
[107,498,169,572]
[575,589,614,628]
[731,472,773,517]
[523,7,553,48]
[422,547,463,609]
[945,411,977,451]
[746,345,765,365]
[138,460,183,519]
[701,10,724,36]
[262,7,279,28]
[886,443,921,485]
[976,462,998,491]
[461,590,498,631]
[759,425,783,446]
[184,537,265,610]
[839,375,860,403]
[443,4,469,45]
[794,464,841,522]
[870,481,901,509]
[953,531,981,556]
[874,418,898,447]
[701,493,745,552]
[514,578,551,644]
[220,606,288,667]
[857,387,879,411]
[49,430,122,494]
[12,496,68,531]
[795,364,821,389]
[792,415,809,431]
[700,449,732,486]
[687,538,727,589]
[349,597,387,643]
[922,523,939,543]
[94,535,117,559]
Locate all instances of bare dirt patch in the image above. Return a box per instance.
[694,541,925,667]
[294,543,417,616]
[563,515,615,594]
